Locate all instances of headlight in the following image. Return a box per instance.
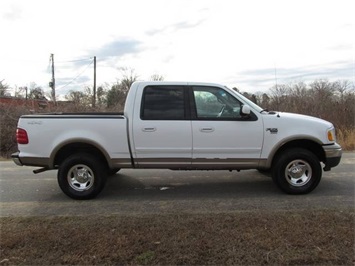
[327,128,336,142]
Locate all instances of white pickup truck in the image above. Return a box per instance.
[12,81,342,199]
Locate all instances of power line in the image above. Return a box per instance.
[56,58,93,64]
[56,59,94,91]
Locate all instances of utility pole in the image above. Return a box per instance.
[92,56,96,108]
[49,53,56,105]
[274,62,278,90]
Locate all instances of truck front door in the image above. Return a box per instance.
[191,86,263,169]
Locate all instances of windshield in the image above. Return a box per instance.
[225,87,263,113]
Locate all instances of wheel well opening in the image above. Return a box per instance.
[272,140,325,166]
[53,142,108,168]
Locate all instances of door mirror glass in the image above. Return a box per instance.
[241,105,251,116]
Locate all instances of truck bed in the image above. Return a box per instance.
[20,112,124,117]
[16,112,131,169]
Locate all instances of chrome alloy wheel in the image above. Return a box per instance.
[285,159,312,187]
[67,164,94,192]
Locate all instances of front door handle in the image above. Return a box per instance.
[200,127,214,133]
[142,127,157,132]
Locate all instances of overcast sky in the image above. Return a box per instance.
[0,0,354,97]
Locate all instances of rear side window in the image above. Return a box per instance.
[141,86,185,120]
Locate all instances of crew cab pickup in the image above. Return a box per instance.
[12,81,342,199]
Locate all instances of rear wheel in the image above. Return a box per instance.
[108,168,121,176]
[57,153,108,200]
[272,148,322,194]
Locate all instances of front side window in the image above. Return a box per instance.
[193,86,243,119]
[141,86,185,120]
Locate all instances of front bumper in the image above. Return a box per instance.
[323,143,342,171]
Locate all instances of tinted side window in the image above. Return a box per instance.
[141,86,185,120]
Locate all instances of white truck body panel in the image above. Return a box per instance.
[191,120,263,159]
[17,115,131,168]
[15,81,341,170]
[132,120,193,160]
[260,112,334,160]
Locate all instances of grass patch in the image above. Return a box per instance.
[0,210,353,265]
[135,250,155,265]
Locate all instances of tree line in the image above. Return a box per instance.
[239,79,354,132]
[0,68,144,111]
[1,72,354,157]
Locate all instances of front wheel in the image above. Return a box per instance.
[272,148,322,194]
[57,153,108,200]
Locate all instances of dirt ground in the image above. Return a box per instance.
[0,209,353,265]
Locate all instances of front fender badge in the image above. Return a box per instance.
[266,128,278,134]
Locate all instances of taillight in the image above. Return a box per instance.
[16,128,29,144]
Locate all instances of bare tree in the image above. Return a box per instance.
[119,67,138,91]
[65,90,86,104]
[96,86,108,108]
[106,68,138,110]
[0,80,10,97]
[334,80,352,102]
[28,83,46,100]
[15,86,28,99]
[269,84,290,111]
[150,73,165,81]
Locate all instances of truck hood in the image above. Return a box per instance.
[276,112,333,128]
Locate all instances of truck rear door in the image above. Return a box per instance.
[132,85,192,168]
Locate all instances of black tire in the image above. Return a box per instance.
[257,168,271,177]
[57,153,108,200]
[108,168,121,176]
[272,148,322,194]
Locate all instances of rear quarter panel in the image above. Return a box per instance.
[17,115,131,167]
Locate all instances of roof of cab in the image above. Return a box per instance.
[131,81,225,88]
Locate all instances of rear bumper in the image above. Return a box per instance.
[323,143,342,170]
[11,152,50,167]
[11,152,23,166]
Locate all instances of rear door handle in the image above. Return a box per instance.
[200,127,214,133]
[142,127,157,132]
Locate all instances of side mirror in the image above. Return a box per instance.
[241,105,251,116]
